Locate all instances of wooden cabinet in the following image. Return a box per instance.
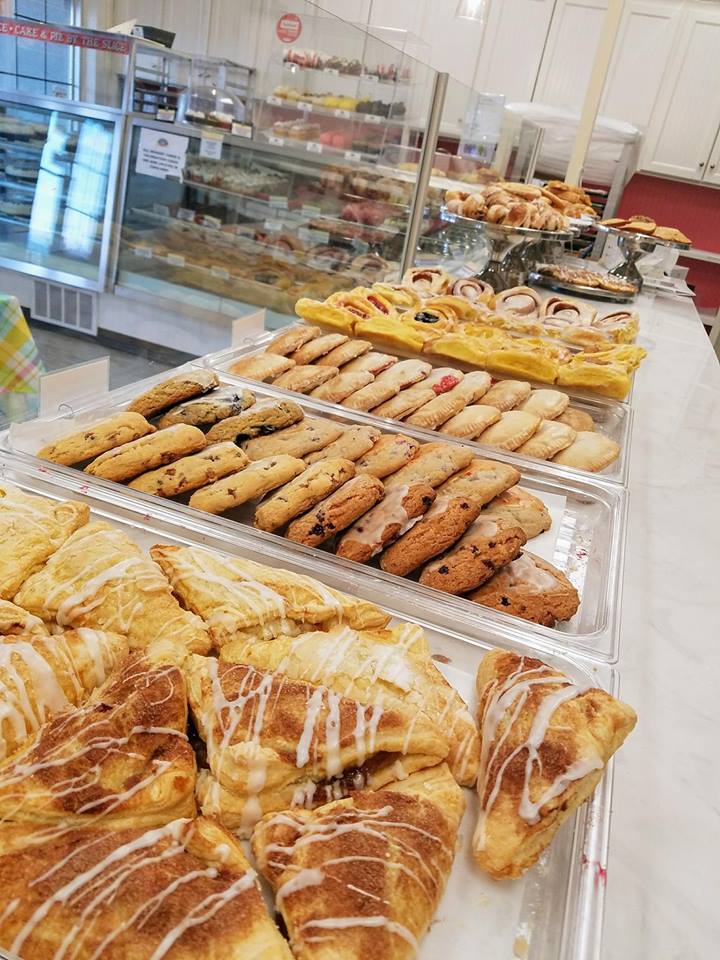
[641,4,720,180]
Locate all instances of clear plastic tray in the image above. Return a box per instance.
[199,331,633,485]
[3,365,626,663]
[0,454,618,960]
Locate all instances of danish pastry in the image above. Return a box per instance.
[402,266,450,295]
[14,522,211,654]
[252,765,463,960]
[0,599,47,637]
[473,649,636,879]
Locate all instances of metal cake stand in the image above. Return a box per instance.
[597,223,691,291]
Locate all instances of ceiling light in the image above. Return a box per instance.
[455,0,488,21]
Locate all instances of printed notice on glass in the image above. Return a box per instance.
[135,128,189,180]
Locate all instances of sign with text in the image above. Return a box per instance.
[0,17,131,53]
[276,13,302,43]
[135,128,188,180]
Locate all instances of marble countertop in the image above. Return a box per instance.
[600,292,720,958]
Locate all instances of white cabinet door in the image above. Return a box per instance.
[600,0,682,129]
[532,0,606,111]
[474,0,556,102]
[702,126,720,187]
[642,5,720,179]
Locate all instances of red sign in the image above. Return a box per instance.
[0,18,131,54]
[276,13,302,44]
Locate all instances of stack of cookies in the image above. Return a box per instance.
[36,370,580,629]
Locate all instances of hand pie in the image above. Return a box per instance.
[310,370,373,403]
[0,816,293,959]
[0,654,196,831]
[342,378,400,412]
[252,764,464,960]
[551,430,620,472]
[383,442,474,490]
[556,406,595,433]
[516,419,576,460]
[316,338,372,367]
[267,323,322,356]
[468,551,578,625]
[518,388,569,420]
[14,522,211,655]
[289,332,348,365]
[186,656,449,833]
[341,351,398,376]
[481,485,551,539]
[473,649,636,878]
[228,353,295,382]
[229,626,480,786]
[405,372,493,430]
[0,629,128,761]
[419,517,526,595]
[150,544,388,649]
[479,379,531,412]
[372,386,437,420]
[438,457,520,505]
[440,404,501,439]
[272,364,340,394]
[0,486,89,600]
[373,358,433,391]
[0,599,47,637]
[478,411,541,451]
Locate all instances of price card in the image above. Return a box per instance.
[133,245,153,258]
[166,253,185,267]
[210,265,230,279]
[152,203,170,218]
[298,101,313,112]
[269,195,289,209]
[344,150,361,162]
[267,95,282,106]
[231,310,266,344]
[155,108,175,122]
[40,358,109,417]
[231,121,252,139]
[199,134,223,160]
[301,203,321,218]
[366,114,382,124]
[268,136,284,147]
[263,219,284,233]
[333,108,351,120]
[176,208,195,222]
[306,141,323,154]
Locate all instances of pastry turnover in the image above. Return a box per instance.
[0,485,89,599]
[252,764,464,960]
[186,656,449,834]
[224,625,480,787]
[552,430,620,472]
[0,599,47,637]
[0,654,196,831]
[13,522,211,655]
[473,649,636,879]
[0,629,128,761]
[150,544,388,649]
[0,816,293,959]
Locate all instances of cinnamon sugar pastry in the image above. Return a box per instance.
[186,656,448,833]
[150,544,388,649]
[516,419,576,460]
[228,627,479,786]
[468,551,578,625]
[478,411,541,451]
[479,379,531,412]
[0,654,196,830]
[14,522,211,655]
[473,649,636,878]
[541,296,597,326]
[0,816,293,959]
[0,629,128,761]
[440,404,501,439]
[451,276,494,304]
[518,388,569,420]
[481,486,552,540]
[438,458,520,506]
[383,442,474,490]
[267,324,322,356]
[252,765,463,960]
[0,486,89,600]
[552,430,620,472]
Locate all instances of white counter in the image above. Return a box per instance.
[601,293,720,958]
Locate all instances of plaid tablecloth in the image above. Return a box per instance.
[0,294,44,394]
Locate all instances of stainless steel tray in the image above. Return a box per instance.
[4,364,626,663]
[528,271,637,304]
[0,452,619,960]
[200,331,633,486]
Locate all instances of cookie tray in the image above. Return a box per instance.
[2,365,627,663]
[0,453,619,960]
[199,331,633,486]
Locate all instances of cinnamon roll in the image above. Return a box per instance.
[401,266,450,296]
[450,277,494,303]
[494,286,542,317]
[541,296,597,325]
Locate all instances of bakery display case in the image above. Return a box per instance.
[0,93,122,290]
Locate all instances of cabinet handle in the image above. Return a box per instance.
[699,160,705,167]
[711,163,717,170]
